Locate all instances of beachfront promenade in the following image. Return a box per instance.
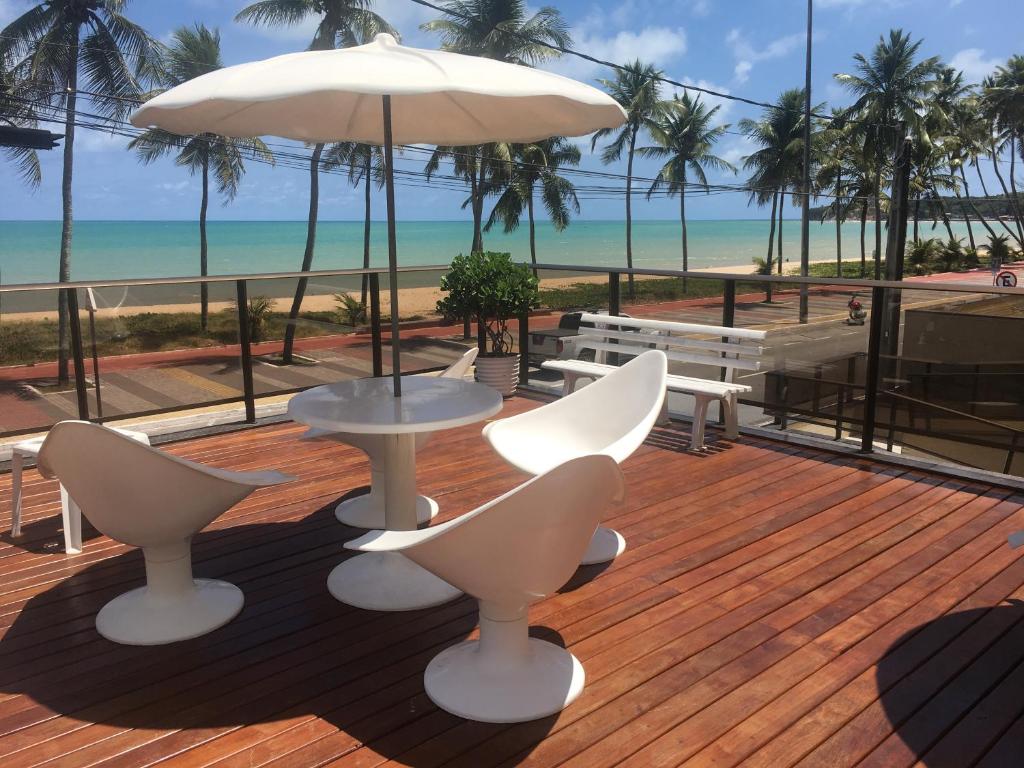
[2,265,1014,437]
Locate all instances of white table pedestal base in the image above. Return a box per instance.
[327,551,462,611]
[580,526,626,565]
[96,579,244,646]
[334,493,439,530]
[425,635,585,723]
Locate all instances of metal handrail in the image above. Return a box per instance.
[531,262,1023,296]
[0,264,451,293]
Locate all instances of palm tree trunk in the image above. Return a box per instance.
[1008,137,1024,246]
[282,142,324,364]
[835,172,842,278]
[361,150,371,307]
[931,187,955,241]
[913,196,920,242]
[765,190,778,303]
[199,152,210,331]
[56,36,79,386]
[961,166,997,240]
[527,187,537,279]
[471,147,485,252]
[860,198,868,278]
[777,189,784,274]
[873,168,882,280]
[990,147,1024,247]
[952,188,976,250]
[680,170,688,293]
[625,129,637,299]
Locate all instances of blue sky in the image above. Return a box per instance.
[1,0,1020,222]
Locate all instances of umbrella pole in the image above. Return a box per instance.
[382,94,402,397]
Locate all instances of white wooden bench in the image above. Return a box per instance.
[542,313,767,450]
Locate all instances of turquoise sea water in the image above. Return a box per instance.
[0,218,975,285]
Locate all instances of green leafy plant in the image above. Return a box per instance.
[243,295,274,343]
[437,252,539,356]
[989,234,1012,266]
[752,256,773,276]
[334,292,367,327]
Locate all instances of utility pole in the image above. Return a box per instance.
[799,0,813,323]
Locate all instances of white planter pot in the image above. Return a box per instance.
[475,355,520,398]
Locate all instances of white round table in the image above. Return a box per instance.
[288,376,503,611]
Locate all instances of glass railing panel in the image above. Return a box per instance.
[83,281,245,424]
[0,287,81,437]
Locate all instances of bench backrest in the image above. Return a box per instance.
[574,313,766,382]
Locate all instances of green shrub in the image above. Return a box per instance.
[334,293,367,327]
[437,252,539,356]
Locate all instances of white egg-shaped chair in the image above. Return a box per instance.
[303,346,478,529]
[346,453,625,723]
[482,349,667,565]
[37,421,293,646]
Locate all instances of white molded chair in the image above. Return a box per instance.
[10,426,150,554]
[346,454,625,723]
[482,349,667,565]
[37,421,293,646]
[304,347,478,529]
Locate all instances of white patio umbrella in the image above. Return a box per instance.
[131,33,626,396]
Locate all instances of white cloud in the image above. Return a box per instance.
[545,15,687,82]
[663,76,735,122]
[158,180,191,193]
[726,28,806,84]
[949,48,1001,84]
[689,0,712,17]
[720,135,756,168]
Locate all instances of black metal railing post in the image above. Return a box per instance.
[608,271,621,317]
[235,280,257,423]
[66,287,90,421]
[722,279,736,328]
[860,285,886,453]
[519,307,530,387]
[369,273,383,377]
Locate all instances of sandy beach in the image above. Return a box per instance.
[3,260,809,323]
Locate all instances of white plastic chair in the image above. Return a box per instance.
[37,421,293,646]
[10,426,150,554]
[346,453,625,723]
[304,346,478,529]
[482,349,667,564]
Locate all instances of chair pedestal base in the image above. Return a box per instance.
[580,526,626,565]
[334,493,439,530]
[327,551,462,611]
[96,579,243,646]
[425,636,585,723]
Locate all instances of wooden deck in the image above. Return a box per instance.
[1,394,1023,768]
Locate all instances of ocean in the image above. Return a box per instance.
[0,218,976,285]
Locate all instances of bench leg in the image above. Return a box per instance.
[11,452,23,538]
[656,395,670,426]
[561,373,579,397]
[690,396,711,451]
[59,485,83,555]
[724,394,740,440]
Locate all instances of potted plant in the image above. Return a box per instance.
[437,252,540,397]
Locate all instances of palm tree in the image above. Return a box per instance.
[815,117,859,276]
[740,89,808,299]
[482,137,581,275]
[236,0,396,363]
[128,25,273,331]
[983,56,1024,247]
[322,142,385,306]
[835,29,939,279]
[0,58,41,187]
[422,0,572,253]
[592,61,665,298]
[1,0,157,384]
[639,93,735,285]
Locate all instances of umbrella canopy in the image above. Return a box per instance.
[130,33,625,145]
[130,33,627,396]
